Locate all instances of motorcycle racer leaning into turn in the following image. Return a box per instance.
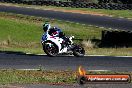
[41,22,85,57]
[43,22,70,49]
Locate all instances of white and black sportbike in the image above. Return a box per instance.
[41,28,85,57]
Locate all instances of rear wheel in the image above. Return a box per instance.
[43,41,58,57]
[73,45,85,57]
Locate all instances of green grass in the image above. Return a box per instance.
[0,12,103,49]
[1,12,132,56]
[0,70,76,84]
[0,47,44,54]
[1,2,132,19]
[0,17,42,43]
[86,48,132,56]
[0,12,103,40]
[2,46,132,56]
[0,69,131,84]
[59,7,132,19]
[85,9,132,19]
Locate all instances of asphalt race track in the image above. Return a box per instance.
[0,5,132,30]
[0,51,132,87]
[6,83,132,88]
[0,5,132,72]
[0,5,132,88]
[0,52,132,71]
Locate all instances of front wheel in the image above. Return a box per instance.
[73,45,85,57]
[43,41,58,57]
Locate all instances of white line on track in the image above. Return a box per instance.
[16,69,40,70]
[26,53,132,57]
[86,55,132,57]
[7,69,110,71]
[88,70,110,71]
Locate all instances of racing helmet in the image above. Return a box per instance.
[43,22,51,32]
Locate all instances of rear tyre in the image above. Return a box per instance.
[73,45,85,57]
[43,41,58,57]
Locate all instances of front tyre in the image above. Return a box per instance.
[73,45,85,57]
[43,41,58,57]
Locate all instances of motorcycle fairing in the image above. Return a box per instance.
[41,31,68,53]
